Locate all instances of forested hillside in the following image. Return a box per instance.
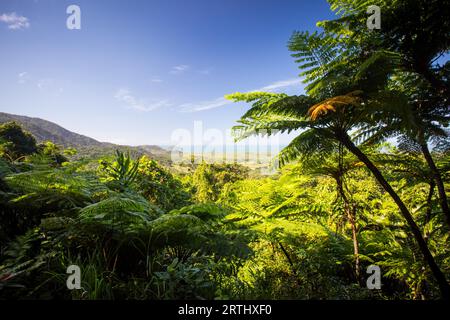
[0,112,172,162]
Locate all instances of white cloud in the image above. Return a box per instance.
[170,65,190,75]
[179,78,303,113]
[17,72,30,84]
[35,78,63,96]
[115,88,171,112]
[16,73,63,95]
[257,78,302,92]
[0,12,30,30]
[151,78,163,83]
[179,97,230,113]
[37,78,54,90]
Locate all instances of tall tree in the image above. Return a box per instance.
[226,1,449,290]
[226,90,449,298]
[298,148,363,282]
[358,74,450,228]
[253,0,450,297]
[0,121,37,161]
[317,0,450,226]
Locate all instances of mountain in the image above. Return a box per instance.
[0,112,173,162]
[0,112,105,148]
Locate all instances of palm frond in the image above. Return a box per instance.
[278,128,337,167]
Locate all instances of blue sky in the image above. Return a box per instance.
[0,0,335,146]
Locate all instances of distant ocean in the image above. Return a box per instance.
[159,144,288,154]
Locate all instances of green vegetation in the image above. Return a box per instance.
[0,112,172,163]
[0,121,38,161]
[0,0,449,300]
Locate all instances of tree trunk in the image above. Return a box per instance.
[339,133,450,299]
[424,181,436,243]
[278,242,302,287]
[348,208,361,283]
[419,143,450,230]
[336,176,361,283]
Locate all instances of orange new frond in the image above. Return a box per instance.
[308,91,362,121]
[308,103,336,120]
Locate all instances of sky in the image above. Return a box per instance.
[0,0,336,147]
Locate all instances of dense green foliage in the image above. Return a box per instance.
[0,0,449,300]
[225,0,450,299]
[0,122,38,161]
[191,163,249,203]
[0,149,251,299]
[0,127,448,299]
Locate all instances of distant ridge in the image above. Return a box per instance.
[0,112,104,147]
[0,112,172,162]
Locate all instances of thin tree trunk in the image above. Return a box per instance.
[424,181,436,243]
[339,133,450,299]
[336,176,361,283]
[348,208,360,283]
[419,143,450,229]
[278,242,302,287]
